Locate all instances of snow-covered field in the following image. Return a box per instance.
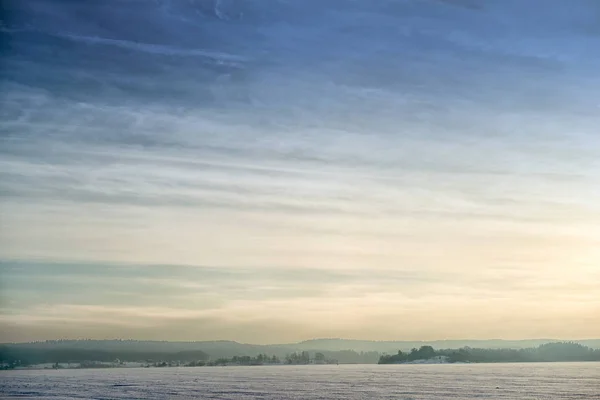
[1,362,598,399]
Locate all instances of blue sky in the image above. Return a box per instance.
[1,0,599,343]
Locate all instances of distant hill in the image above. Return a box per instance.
[3,338,599,360]
[0,340,379,365]
[1,340,281,358]
[0,346,209,366]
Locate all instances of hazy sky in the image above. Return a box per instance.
[1,0,599,343]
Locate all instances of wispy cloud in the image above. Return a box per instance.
[1,261,599,342]
[1,0,600,341]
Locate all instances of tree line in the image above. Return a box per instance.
[0,347,209,369]
[0,346,380,368]
[8,342,593,368]
[379,342,600,364]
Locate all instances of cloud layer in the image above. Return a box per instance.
[1,0,599,342]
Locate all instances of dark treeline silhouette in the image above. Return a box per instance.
[0,347,208,368]
[4,341,597,369]
[285,351,311,364]
[323,350,380,364]
[0,346,377,368]
[206,354,281,366]
[7,339,600,359]
[379,342,600,364]
[190,350,377,365]
[1,340,381,363]
[208,351,356,366]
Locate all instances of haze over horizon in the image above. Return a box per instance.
[1,0,599,344]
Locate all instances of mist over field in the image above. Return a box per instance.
[1,0,600,343]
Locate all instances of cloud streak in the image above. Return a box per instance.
[1,261,599,342]
[1,0,600,341]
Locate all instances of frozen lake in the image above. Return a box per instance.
[1,362,599,399]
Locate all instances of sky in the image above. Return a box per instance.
[1,0,599,344]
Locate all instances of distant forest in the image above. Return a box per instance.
[0,347,377,369]
[378,342,600,364]
[2,340,599,369]
[0,348,209,368]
